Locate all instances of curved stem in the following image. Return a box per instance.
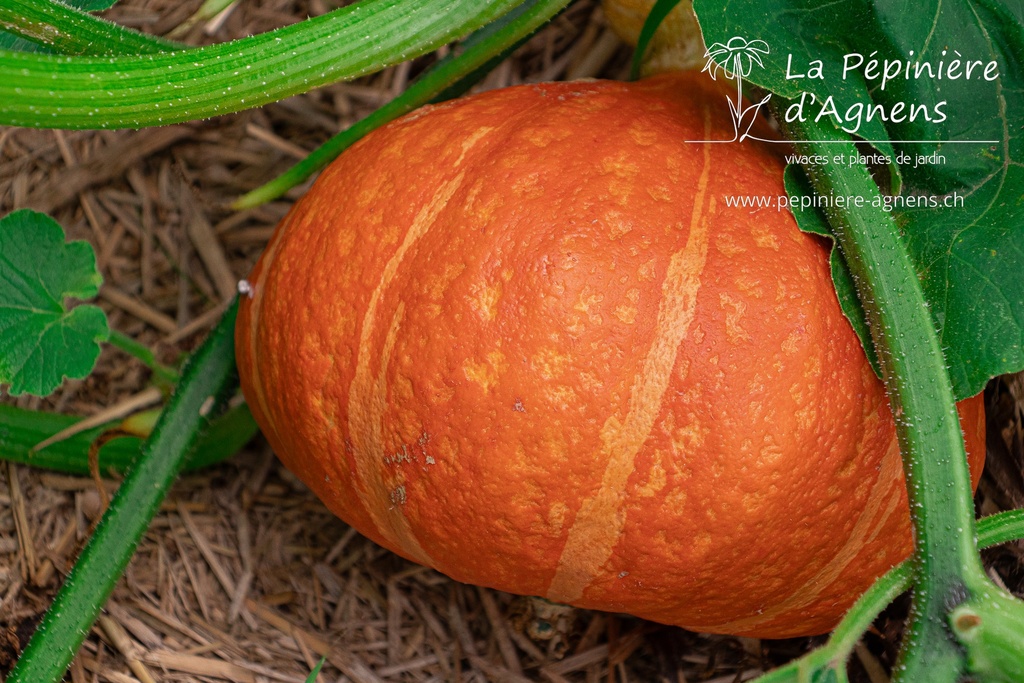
[233,0,570,208]
[107,330,179,386]
[0,400,256,475]
[627,0,682,81]
[5,300,241,683]
[753,509,1024,682]
[0,0,525,129]
[0,0,181,55]
[776,111,1018,682]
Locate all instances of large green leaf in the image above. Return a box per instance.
[0,209,109,397]
[692,0,896,157]
[693,0,1024,399]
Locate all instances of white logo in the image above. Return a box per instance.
[694,37,772,143]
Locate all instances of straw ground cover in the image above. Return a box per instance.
[1,0,1023,681]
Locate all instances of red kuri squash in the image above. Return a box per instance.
[235,71,985,638]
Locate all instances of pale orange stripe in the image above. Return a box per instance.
[708,428,905,633]
[347,172,467,564]
[546,114,716,603]
[346,127,495,560]
[345,123,499,559]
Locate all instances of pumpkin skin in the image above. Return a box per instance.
[236,72,986,638]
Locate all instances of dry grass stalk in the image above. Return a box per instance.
[31,386,163,453]
[5,462,37,585]
[143,650,259,681]
[246,597,386,683]
[183,188,239,302]
[32,520,79,588]
[24,126,194,214]
[97,613,158,683]
[100,285,179,334]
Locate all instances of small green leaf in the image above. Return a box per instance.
[0,209,109,397]
[305,657,327,683]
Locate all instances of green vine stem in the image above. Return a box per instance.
[5,300,241,683]
[0,0,181,55]
[778,112,1024,681]
[0,401,256,475]
[107,330,180,386]
[234,0,571,208]
[0,0,525,129]
[754,509,1024,682]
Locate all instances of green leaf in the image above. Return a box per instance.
[305,658,327,683]
[693,0,1024,399]
[866,0,1020,195]
[903,166,1024,399]
[0,209,109,397]
[692,0,896,160]
[887,2,1024,398]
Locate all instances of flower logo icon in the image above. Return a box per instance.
[702,37,770,80]
[697,37,772,142]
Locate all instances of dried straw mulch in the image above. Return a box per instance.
[1,1,1023,681]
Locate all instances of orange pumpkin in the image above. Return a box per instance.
[236,72,985,638]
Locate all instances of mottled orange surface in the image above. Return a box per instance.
[236,72,985,638]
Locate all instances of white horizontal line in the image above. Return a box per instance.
[685,138,999,144]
